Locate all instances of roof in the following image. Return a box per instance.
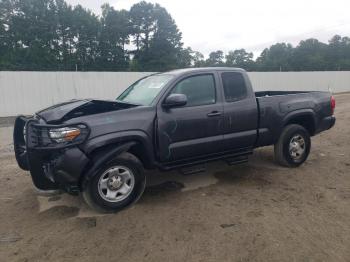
[159,67,245,76]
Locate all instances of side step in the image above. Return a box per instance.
[159,149,253,171]
[179,155,249,175]
[225,155,249,166]
[180,165,206,176]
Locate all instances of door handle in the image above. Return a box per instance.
[207,111,222,117]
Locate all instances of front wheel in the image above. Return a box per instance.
[274,124,311,167]
[82,152,146,213]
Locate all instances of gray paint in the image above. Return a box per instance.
[13,68,335,193]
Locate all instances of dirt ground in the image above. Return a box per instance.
[0,94,349,262]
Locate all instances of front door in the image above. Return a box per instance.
[157,73,224,162]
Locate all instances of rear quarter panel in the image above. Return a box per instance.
[256,91,332,147]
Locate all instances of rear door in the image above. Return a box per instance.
[219,71,258,151]
[156,73,224,162]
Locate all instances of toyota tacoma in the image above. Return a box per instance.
[13,68,336,212]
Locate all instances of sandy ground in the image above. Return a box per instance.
[0,94,349,262]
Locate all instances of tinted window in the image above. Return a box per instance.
[221,72,247,102]
[170,74,216,107]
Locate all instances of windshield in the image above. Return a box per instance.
[117,74,174,105]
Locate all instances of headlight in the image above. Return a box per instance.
[48,125,87,143]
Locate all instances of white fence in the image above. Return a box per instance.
[249,71,350,93]
[0,71,349,117]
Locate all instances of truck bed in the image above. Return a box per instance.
[255,91,333,147]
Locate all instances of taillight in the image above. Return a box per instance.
[330,96,335,114]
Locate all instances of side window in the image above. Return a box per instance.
[170,74,216,107]
[221,72,247,102]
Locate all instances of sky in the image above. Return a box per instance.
[65,0,350,57]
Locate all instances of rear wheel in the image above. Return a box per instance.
[274,124,311,167]
[83,152,146,213]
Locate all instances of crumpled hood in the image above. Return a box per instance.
[36,99,137,123]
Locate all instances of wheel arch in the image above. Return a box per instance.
[283,110,316,136]
[79,131,155,190]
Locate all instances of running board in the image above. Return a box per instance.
[180,165,206,176]
[225,155,249,166]
[158,150,253,171]
[179,155,248,175]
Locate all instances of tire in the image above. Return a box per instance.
[83,152,146,213]
[274,124,311,167]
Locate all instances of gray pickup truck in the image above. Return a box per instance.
[14,67,336,212]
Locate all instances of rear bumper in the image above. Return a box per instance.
[327,116,336,129]
[315,115,336,134]
[13,116,89,194]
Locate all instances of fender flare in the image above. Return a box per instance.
[80,141,137,189]
[282,109,316,128]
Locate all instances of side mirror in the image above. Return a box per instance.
[163,94,187,108]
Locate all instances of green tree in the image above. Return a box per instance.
[326,35,350,70]
[291,39,327,71]
[0,0,102,70]
[54,0,75,70]
[70,5,100,71]
[4,0,59,70]
[2,1,350,72]
[177,47,195,68]
[192,51,205,67]
[130,2,184,71]
[0,0,12,69]
[129,1,155,52]
[255,43,293,71]
[225,49,254,70]
[205,50,224,66]
[98,4,130,71]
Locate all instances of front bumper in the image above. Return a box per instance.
[14,116,89,193]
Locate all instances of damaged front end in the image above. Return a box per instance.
[13,116,90,194]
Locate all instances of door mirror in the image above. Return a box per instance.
[163,94,187,108]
